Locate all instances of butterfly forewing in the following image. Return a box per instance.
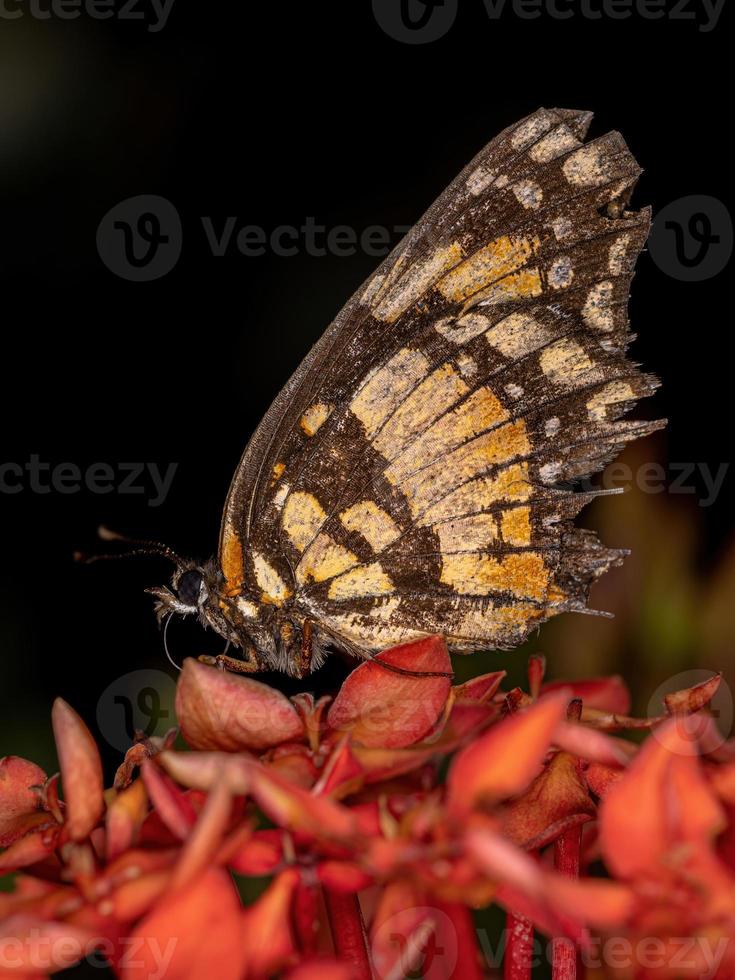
[219,108,663,656]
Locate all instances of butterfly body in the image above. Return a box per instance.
[151,108,664,675]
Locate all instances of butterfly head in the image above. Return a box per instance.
[147,557,256,654]
[147,560,218,623]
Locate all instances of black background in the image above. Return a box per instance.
[1,1,731,776]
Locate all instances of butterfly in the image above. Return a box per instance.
[146,107,663,677]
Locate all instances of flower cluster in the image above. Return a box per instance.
[1,636,733,979]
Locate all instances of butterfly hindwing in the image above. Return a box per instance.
[219,108,663,654]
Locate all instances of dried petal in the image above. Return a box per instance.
[663,672,722,715]
[51,699,104,842]
[326,635,452,748]
[447,693,569,813]
[503,752,596,849]
[176,658,305,752]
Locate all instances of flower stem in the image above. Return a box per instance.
[552,825,582,980]
[435,902,484,980]
[504,910,533,980]
[324,888,373,978]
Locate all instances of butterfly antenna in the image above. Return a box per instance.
[163,614,182,672]
[74,525,186,570]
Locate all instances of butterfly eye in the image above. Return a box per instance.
[177,569,203,606]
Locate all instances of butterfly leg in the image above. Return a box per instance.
[291,618,314,679]
[198,645,261,674]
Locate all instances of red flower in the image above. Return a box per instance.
[1,637,729,979]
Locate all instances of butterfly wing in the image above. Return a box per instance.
[219,108,663,652]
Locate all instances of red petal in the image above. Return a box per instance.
[553,721,632,767]
[313,737,365,798]
[169,778,233,891]
[286,962,355,980]
[121,868,244,980]
[0,827,60,874]
[51,699,104,842]
[229,829,285,876]
[250,768,357,842]
[241,869,300,978]
[141,761,198,840]
[370,881,438,980]
[317,860,373,893]
[0,757,47,847]
[159,749,250,792]
[542,676,631,714]
[453,671,506,703]
[584,762,624,799]
[326,636,452,748]
[599,717,726,879]
[447,693,569,813]
[175,658,305,751]
[267,744,320,789]
[543,874,634,929]
[663,672,722,715]
[105,778,149,862]
[0,915,95,974]
[503,752,596,849]
[465,829,545,898]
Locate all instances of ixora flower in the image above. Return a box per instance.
[0,637,729,980]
